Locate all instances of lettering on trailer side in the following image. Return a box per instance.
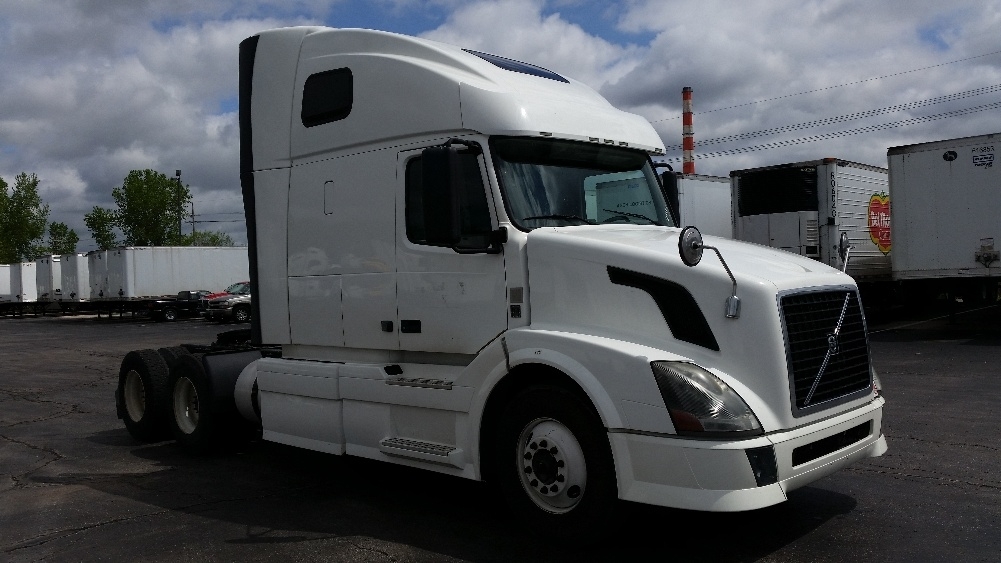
[830,172,837,217]
[972,145,994,168]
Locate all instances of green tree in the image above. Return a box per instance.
[48,222,80,255]
[84,206,119,250]
[113,169,191,246]
[183,230,235,247]
[0,172,50,262]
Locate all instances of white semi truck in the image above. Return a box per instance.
[116,27,886,537]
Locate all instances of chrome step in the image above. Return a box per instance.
[379,437,464,468]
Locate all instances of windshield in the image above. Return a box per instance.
[491,137,674,230]
[225,282,250,294]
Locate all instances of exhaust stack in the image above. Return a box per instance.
[682,86,694,174]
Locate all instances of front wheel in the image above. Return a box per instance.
[495,385,618,541]
[233,305,250,323]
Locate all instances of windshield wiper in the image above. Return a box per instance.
[522,214,593,225]
[601,209,662,225]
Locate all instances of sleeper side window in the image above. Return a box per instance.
[406,153,493,248]
[301,68,353,127]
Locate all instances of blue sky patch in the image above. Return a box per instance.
[918,23,951,51]
[542,0,655,47]
[322,2,450,36]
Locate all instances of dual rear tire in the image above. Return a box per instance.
[117,348,242,452]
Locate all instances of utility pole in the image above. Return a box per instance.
[190,201,196,234]
[175,170,183,239]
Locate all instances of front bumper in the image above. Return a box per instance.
[610,397,886,511]
[204,307,235,320]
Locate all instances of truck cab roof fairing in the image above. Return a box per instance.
[282,27,664,162]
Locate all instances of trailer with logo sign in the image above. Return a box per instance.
[887,132,1000,301]
[730,159,891,282]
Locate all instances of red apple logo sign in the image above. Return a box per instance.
[868,193,891,255]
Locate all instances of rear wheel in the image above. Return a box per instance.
[168,354,215,453]
[163,307,178,321]
[495,385,618,542]
[117,350,171,442]
[157,346,191,369]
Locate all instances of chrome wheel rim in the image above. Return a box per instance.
[124,370,145,422]
[173,376,200,435]
[517,418,587,513]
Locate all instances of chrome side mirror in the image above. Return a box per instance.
[678,225,704,267]
[678,226,740,319]
[838,231,851,272]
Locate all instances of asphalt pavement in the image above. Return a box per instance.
[1,306,999,562]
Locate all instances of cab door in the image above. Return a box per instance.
[395,147,507,354]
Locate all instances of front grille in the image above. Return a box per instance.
[781,290,871,413]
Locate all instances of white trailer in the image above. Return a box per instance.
[35,255,62,301]
[11,262,38,302]
[87,250,110,300]
[887,133,1000,286]
[102,246,249,300]
[60,253,90,301]
[0,264,12,302]
[662,171,733,239]
[731,159,891,282]
[115,27,886,540]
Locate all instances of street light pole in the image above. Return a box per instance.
[175,169,183,240]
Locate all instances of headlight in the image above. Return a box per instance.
[651,361,762,435]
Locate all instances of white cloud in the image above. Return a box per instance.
[421,0,644,90]
[1,0,1000,249]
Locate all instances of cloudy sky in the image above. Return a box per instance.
[1,0,999,250]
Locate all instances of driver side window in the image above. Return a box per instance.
[405,153,493,248]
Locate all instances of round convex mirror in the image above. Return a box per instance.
[678,226,704,267]
[838,231,850,262]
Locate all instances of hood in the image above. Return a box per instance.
[528,226,848,293]
[525,225,864,431]
[210,294,251,304]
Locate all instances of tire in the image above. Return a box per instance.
[157,346,191,369]
[168,354,216,454]
[495,385,618,542]
[233,305,250,323]
[117,349,172,442]
[163,307,178,322]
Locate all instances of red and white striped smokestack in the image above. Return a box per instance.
[682,86,694,174]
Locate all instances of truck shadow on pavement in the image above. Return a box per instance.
[44,431,858,562]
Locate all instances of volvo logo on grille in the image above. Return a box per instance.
[804,293,852,407]
[827,333,840,355]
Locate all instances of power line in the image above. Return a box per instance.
[661,84,1001,151]
[658,101,1001,162]
[651,48,1001,123]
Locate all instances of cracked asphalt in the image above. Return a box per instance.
[1,306,999,562]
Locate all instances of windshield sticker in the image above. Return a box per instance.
[867,193,891,255]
